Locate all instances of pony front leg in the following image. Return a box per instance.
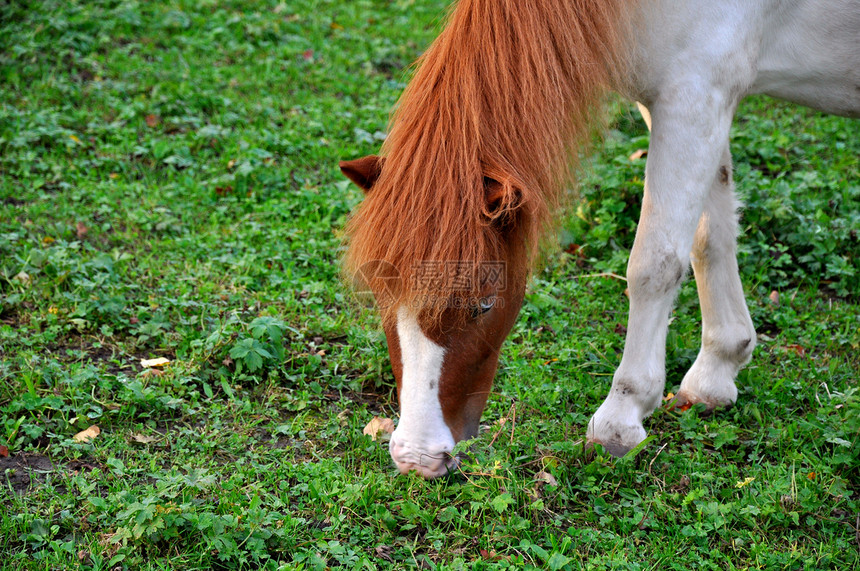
[587,94,736,456]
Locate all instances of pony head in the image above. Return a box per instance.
[341,155,529,477]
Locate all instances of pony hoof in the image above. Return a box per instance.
[586,409,647,458]
[586,438,635,458]
[667,390,733,415]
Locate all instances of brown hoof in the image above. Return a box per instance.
[585,438,634,458]
[666,390,733,416]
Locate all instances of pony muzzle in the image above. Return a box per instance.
[389,434,459,479]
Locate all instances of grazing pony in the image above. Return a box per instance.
[340,0,860,478]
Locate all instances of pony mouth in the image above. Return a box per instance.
[393,452,460,479]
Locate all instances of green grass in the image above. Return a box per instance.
[1,1,858,569]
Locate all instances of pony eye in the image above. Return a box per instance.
[472,296,496,318]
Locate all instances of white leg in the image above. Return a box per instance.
[676,149,755,408]
[587,92,737,456]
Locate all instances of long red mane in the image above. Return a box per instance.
[344,0,634,320]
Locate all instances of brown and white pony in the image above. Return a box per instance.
[340,0,860,478]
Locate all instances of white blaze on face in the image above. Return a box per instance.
[389,307,457,478]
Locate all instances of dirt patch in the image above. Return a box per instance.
[0,305,26,329]
[65,459,103,474]
[0,453,55,494]
[45,334,144,376]
[1,196,27,206]
[1,454,107,495]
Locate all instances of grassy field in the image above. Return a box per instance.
[1,1,858,569]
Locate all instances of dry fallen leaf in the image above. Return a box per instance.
[374,545,393,563]
[670,475,691,492]
[534,470,558,486]
[131,433,158,444]
[629,148,648,160]
[479,549,510,562]
[141,357,170,368]
[363,417,395,441]
[0,445,9,458]
[73,425,101,443]
[784,343,806,356]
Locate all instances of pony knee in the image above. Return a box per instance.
[628,249,687,299]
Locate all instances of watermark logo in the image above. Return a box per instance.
[410,261,506,292]
[354,260,400,310]
[353,260,507,311]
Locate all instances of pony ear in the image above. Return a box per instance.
[483,176,523,225]
[339,155,384,193]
